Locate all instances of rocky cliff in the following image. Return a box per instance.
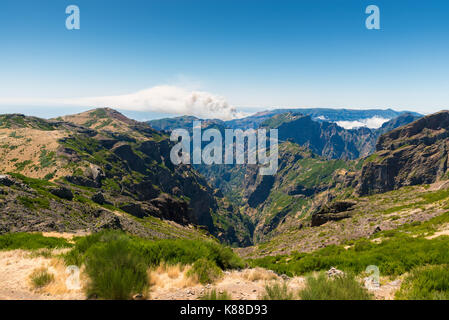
[358,111,449,195]
[0,109,218,236]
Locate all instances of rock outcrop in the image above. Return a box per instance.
[311,201,356,227]
[358,111,449,195]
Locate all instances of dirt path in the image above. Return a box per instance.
[426,224,449,239]
[150,267,306,300]
[0,250,84,300]
[0,250,400,300]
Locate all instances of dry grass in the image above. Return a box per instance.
[149,264,199,290]
[0,128,70,179]
[241,268,279,282]
[30,267,54,289]
[36,258,87,296]
[41,231,90,242]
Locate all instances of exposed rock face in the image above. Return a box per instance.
[0,175,15,187]
[260,112,421,160]
[376,112,421,136]
[50,187,74,201]
[0,178,169,239]
[66,175,101,188]
[311,201,356,227]
[91,192,108,205]
[269,114,362,160]
[358,111,449,195]
[248,176,275,208]
[0,108,219,236]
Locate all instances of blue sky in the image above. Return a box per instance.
[0,0,449,119]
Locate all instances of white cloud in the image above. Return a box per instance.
[0,85,248,120]
[335,116,390,129]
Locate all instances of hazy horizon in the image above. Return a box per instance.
[1,0,449,119]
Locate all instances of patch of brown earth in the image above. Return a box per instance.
[0,250,85,300]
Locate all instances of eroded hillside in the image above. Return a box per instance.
[0,109,219,240]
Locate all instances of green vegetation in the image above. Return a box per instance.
[364,153,381,163]
[261,282,294,300]
[0,233,71,251]
[17,195,50,210]
[260,112,299,128]
[9,173,54,194]
[65,230,243,269]
[187,258,222,284]
[396,265,449,300]
[0,115,55,130]
[90,109,109,118]
[14,160,32,171]
[250,234,449,277]
[83,234,149,300]
[95,119,113,129]
[39,149,56,168]
[299,273,373,300]
[30,268,55,288]
[9,131,24,139]
[200,289,232,300]
[62,231,243,299]
[44,172,55,180]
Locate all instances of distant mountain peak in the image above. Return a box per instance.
[59,107,151,135]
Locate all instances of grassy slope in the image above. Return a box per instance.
[241,182,449,258]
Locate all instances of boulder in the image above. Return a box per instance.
[327,267,344,279]
[66,175,100,188]
[0,175,14,187]
[372,226,382,234]
[119,203,148,218]
[96,215,122,230]
[50,186,74,201]
[311,201,356,227]
[91,192,107,205]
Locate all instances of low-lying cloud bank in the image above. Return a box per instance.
[0,85,246,120]
[335,116,390,129]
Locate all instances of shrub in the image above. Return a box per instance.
[396,265,449,300]
[298,273,373,300]
[134,238,244,270]
[83,235,148,300]
[200,289,231,300]
[63,231,244,298]
[261,282,294,300]
[30,268,54,288]
[250,235,449,277]
[65,230,244,270]
[0,233,71,251]
[187,258,222,284]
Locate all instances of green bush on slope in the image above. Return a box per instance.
[250,235,449,277]
[63,230,244,299]
[186,258,222,284]
[396,265,449,300]
[261,282,294,300]
[0,232,71,251]
[83,235,149,300]
[298,273,373,300]
[65,230,244,269]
